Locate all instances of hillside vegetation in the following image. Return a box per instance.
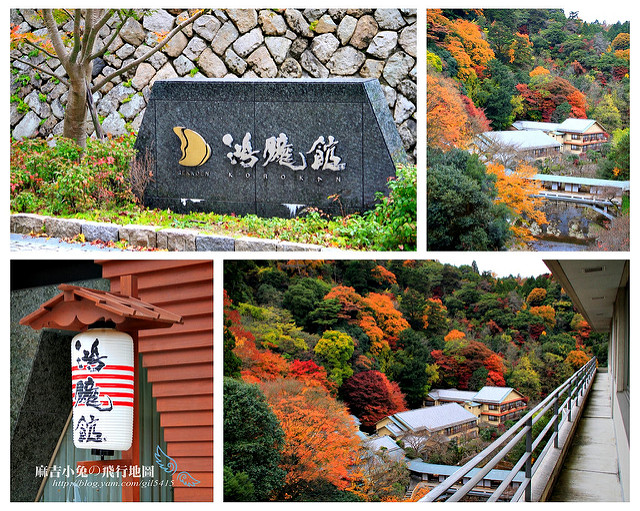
[428,9,629,145]
[427,9,630,250]
[224,260,605,501]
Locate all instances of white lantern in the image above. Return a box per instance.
[71,328,134,451]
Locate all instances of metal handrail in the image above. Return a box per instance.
[419,357,597,502]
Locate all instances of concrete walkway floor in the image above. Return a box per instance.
[549,370,624,501]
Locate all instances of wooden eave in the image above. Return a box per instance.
[20,284,183,332]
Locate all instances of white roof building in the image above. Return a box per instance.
[377,403,478,439]
[426,388,479,405]
[476,130,562,151]
[512,120,563,133]
[557,118,599,133]
[364,435,406,463]
[512,118,602,135]
[472,130,562,167]
[473,386,515,404]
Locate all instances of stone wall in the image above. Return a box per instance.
[10,8,417,162]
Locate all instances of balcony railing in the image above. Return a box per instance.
[419,357,597,502]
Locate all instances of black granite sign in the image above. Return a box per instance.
[135,78,408,217]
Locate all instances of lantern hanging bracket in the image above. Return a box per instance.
[91,449,115,460]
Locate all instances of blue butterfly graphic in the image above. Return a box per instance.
[154,445,200,487]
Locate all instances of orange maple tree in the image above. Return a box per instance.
[446,18,495,80]
[324,285,364,320]
[427,11,495,82]
[371,265,397,286]
[564,349,591,372]
[260,378,361,498]
[324,286,408,356]
[233,336,290,383]
[427,72,473,149]
[566,89,588,118]
[359,314,386,346]
[427,9,451,43]
[406,485,430,501]
[362,292,410,350]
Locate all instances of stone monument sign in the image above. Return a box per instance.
[135,78,408,217]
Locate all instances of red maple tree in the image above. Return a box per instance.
[340,370,407,429]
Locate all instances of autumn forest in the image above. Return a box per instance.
[427,9,630,250]
[223,260,606,501]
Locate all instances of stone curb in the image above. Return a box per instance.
[10,213,328,252]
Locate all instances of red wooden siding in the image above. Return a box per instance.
[98,260,213,502]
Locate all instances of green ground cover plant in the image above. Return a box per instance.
[10,135,417,251]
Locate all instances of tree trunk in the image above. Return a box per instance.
[63,63,92,149]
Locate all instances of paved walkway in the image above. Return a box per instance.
[549,370,624,501]
[10,233,128,252]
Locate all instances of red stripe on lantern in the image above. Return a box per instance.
[72,382,135,390]
[74,401,134,407]
[72,373,135,381]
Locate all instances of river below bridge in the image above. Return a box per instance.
[527,237,593,251]
[526,201,603,251]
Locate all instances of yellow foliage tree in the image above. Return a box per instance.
[614,49,630,63]
[444,329,466,342]
[529,66,550,77]
[486,162,547,244]
[526,287,547,306]
[530,305,556,329]
[611,32,630,51]
[528,66,552,87]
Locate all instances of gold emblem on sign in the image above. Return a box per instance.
[173,127,211,167]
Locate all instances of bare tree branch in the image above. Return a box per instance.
[88,10,130,61]
[19,38,58,60]
[82,9,113,62]
[42,9,70,67]
[80,9,96,62]
[94,9,116,35]
[91,9,208,93]
[69,9,83,64]
[85,76,105,140]
[13,57,70,87]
